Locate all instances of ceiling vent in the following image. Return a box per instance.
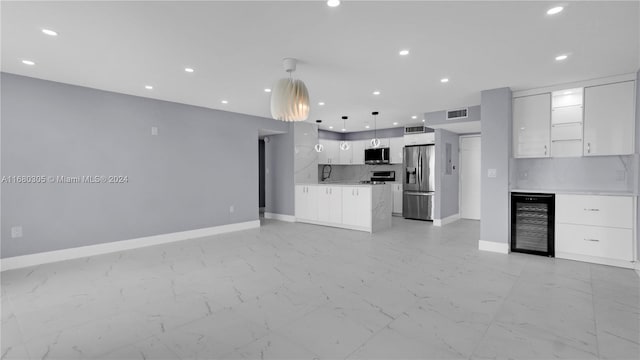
[446,108,468,120]
[404,125,427,134]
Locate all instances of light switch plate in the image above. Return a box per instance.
[151,126,158,136]
[488,169,497,178]
[11,226,23,238]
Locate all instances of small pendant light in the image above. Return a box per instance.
[314,120,324,152]
[370,111,381,148]
[340,116,350,150]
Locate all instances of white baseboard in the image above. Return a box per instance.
[264,212,296,222]
[433,213,460,227]
[556,252,634,270]
[1,220,260,272]
[478,240,509,254]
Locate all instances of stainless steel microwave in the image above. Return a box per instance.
[364,147,390,164]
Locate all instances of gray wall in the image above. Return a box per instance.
[1,73,292,258]
[637,70,640,261]
[264,128,295,216]
[480,88,512,245]
[424,105,481,127]
[434,129,460,220]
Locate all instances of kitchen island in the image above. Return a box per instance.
[295,183,392,233]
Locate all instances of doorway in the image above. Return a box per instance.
[459,135,481,220]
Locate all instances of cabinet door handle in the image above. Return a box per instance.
[587,142,591,154]
[544,145,547,156]
[584,208,600,212]
[584,238,600,242]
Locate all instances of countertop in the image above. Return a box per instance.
[301,182,392,187]
[511,188,638,196]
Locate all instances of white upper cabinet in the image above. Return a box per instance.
[513,93,551,158]
[389,137,404,164]
[583,81,636,156]
[551,88,583,157]
[318,139,339,164]
[351,140,366,165]
[338,141,353,164]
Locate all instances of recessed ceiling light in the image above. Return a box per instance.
[422,119,426,122]
[547,6,564,15]
[41,28,58,36]
[365,125,370,129]
[393,122,399,126]
[440,78,449,83]
[221,100,228,104]
[21,60,35,66]
[318,102,325,106]
[555,54,568,61]
[342,128,347,132]
[399,49,410,56]
[184,67,194,73]
[411,115,417,119]
[329,126,333,129]
[373,91,381,95]
[264,88,272,93]
[327,0,340,7]
[145,85,153,90]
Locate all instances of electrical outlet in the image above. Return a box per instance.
[11,226,23,239]
[519,171,528,180]
[229,205,234,213]
[488,169,497,178]
[151,126,158,136]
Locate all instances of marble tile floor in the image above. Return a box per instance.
[1,218,639,360]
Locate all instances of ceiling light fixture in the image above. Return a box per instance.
[373,91,381,95]
[314,120,324,153]
[329,126,333,129]
[555,54,568,61]
[264,88,272,93]
[221,100,228,104]
[21,60,35,66]
[393,122,399,126]
[411,115,417,119]
[422,119,426,122]
[370,111,381,148]
[399,49,410,56]
[270,58,310,122]
[547,6,564,15]
[145,85,153,90]
[327,0,340,7]
[318,102,325,106]
[440,78,449,83]
[41,29,58,36]
[365,125,370,129]
[184,67,194,73]
[340,116,350,149]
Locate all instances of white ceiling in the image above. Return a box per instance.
[2,1,638,132]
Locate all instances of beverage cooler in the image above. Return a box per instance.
[511,193,555,257]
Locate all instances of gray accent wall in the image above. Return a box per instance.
[1,73,292,258]
[424,105,481,127]
[434,129,460,220]
[480,88,512,245]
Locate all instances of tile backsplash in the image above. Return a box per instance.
[318,164,403,183]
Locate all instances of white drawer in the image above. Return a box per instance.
[556,194,633,228]
[556,224,633,261]
[551,123,582,141]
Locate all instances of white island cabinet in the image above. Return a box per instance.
[295,184,392,233]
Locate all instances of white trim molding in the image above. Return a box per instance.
[264,212,296,222]
[478,240,509,254]
[556,252,635,270]
[433,213,460,227]
[1,220,260,272]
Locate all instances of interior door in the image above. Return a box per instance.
[459,136,481,220]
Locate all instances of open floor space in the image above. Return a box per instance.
[2,218,638,359]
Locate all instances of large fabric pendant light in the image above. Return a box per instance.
[340,116,350,150]
[314,120,324,152]
[270,58,310,122]
[370,111,381,148]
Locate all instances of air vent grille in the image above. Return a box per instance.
[447,108,468,120]
[404,126,426,134]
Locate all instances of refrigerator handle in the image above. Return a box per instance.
[418,152,422,186]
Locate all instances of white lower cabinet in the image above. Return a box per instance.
[317,186,342,223]
[392,183,402,214]
[295,185,318,221]
[342,187,371,228]
[555,194,636,267]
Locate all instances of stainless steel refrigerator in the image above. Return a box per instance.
[403,145,435,220]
